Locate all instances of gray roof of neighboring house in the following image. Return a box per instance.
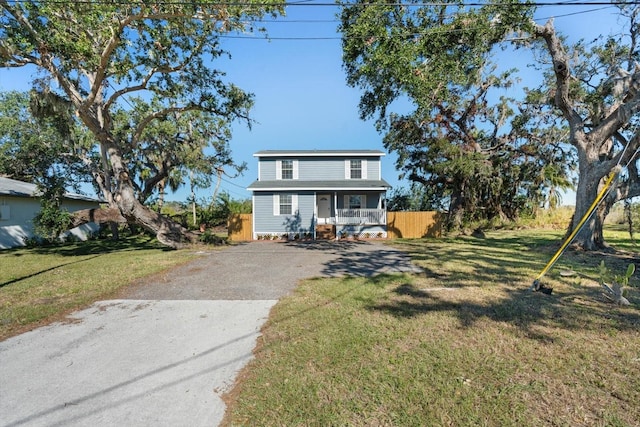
[247,179,391,191]
[253,149,386,157]
[0,177,101,202]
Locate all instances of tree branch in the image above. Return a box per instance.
[534,19,584,142]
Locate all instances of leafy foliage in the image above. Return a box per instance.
[0,91,96,190]
[386,185,438,211]
[198,192,252,227]
[32,176,72,243]
[339,1,574,230]
[527,5,640,249]
[0,1,283,247]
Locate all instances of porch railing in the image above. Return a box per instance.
[335,209,386,225]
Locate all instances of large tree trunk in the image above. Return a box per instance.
[569,156,608,250]
[70,200,198,249]
[447,190,465,231]
[77,138,198,249]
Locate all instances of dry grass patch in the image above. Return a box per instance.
[224,230,640,426]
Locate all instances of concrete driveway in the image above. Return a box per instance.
[0,241,422,427]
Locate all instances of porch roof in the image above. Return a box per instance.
[247,179,391,192]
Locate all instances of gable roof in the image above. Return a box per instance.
[0,177,101,203]
[253,150,385,158]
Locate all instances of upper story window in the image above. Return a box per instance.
[276,159,298,180]
[345,159,367,179]
[350,160,362,179]
[281,160,293,179]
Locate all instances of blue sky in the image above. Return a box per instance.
[0,2,625,204]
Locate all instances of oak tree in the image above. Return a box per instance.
[0,1,282,247]
[339,0,573,230]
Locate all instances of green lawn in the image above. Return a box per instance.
[0,237,197,340]
[223,229,640,426]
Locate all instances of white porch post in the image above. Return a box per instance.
[313,192,317,240]
[334,191,338,240]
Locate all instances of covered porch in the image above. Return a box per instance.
[315,191,387,239]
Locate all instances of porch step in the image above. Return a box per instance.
[316,224,335,240]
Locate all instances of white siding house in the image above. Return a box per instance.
[248,150,391,240]
[0,177,101,249]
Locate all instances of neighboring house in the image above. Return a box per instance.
[248,150,391,240]
[0,177,102,249]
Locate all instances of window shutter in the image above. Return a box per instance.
[362,160,368,179]
[292,194,298,214]
[345,160,350,179]
[275,160,282,180]
[361,195,367,208]
[273,194,280,215]
[0,205,9,220]
[344,195,349,209]
[293,160,299,180]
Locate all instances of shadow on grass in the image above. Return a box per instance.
[0,254,103,288]
[0,237,170,288]
[377,234,640,334]
[26,236,169,257]
[369,279,640,341]
[284,240,423,277]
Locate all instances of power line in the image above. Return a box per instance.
[218,6,616,41]
[6,0,638,7]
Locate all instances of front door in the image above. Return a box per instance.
[317,194,331,223]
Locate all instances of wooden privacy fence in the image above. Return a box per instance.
[228,211,443,241]
[386,211,443,239]
[228,213,252,241]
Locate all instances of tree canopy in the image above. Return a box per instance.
[340,0,574,230]
[340,1,640,247]
[0,90,94,189]
[0,0,282,247]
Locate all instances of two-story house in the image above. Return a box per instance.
[247,150,391,240]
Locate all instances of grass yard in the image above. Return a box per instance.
[0,237,197,340]
[223,229,640,427]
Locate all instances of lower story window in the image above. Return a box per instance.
[348,195,363,209]
[279,194,292,215]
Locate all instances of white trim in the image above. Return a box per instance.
[252,194,256,239]
[254,151,385,157]
[252,186,389,191]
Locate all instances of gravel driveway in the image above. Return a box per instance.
[123,240,424,300]
[0,240,421,427]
